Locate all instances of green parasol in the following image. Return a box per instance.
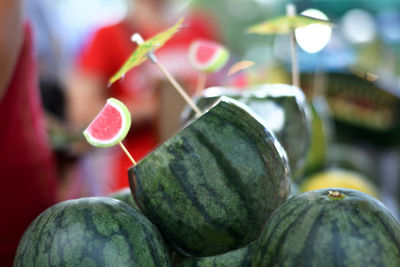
[109,18,202,116]
[247,4,333,88]
[109,18,183,85]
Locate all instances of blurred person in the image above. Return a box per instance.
[66,0,220,194]
[25,0,67,120]
[0,0,59,265]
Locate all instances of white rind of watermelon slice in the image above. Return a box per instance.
[189,39,230,73]
[83,98,131,148]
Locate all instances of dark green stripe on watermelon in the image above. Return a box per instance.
[129,97,291,257]
[14,197,171,267]
[180,84,311,179]
[253,188,400,267]
[174,241,255,267]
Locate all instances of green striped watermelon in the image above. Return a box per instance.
[129,97,290,256]
[181,84,311,179]
[109,187,139,211]
[14,197,171,267]
[174,242,254,267]
[253,188,400,267]
[303,96,333,176]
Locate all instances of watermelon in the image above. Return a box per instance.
[14,197,171,267]
[302,72,400,145]
[303,96,333,176]
[253,188,400,266]
[188,39,230,73]
[174,242,255,267]
[83,98,131,147]
[181,84,311,179]
[129,97,290,256]
[109,187,140,211]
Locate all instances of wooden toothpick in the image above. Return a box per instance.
[119,142,136,166]
[131,33,202,118]
[196,72,207,95]
[287,3,300,88]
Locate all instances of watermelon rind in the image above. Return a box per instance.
[252,188,400,267]
[83,98,131,148]
[129,96,290,257]
[189,41,230,73]
[14,197,171,267]
[181,84,311,179]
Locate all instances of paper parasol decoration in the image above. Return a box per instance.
[109,18,184,85]
[247,14,333,35]
[246,4,333,88]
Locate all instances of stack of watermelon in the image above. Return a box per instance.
[14,91,400,266]
[14,90,400,266]
[14,96,291,266]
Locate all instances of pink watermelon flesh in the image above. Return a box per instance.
[87,105,122,140]
[195,42,218,64]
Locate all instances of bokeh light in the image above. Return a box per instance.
[295,9,332,54]
[341,9,376,44]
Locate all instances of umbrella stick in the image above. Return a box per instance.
[131,33,202,117]
[156,60,202,117]
[290,29,300,88]
[287,4,300,88]
[196,72,207,95]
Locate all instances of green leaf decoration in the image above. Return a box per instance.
[247,15,333,35]
[109,18,184,85]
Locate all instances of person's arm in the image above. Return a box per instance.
[0,0,23,101]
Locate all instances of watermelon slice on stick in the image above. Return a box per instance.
[83,98,136,165]
[188,39,230,93]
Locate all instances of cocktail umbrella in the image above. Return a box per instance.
[247,4,333,88]
[109,18,202,117]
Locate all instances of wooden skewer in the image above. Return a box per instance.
[119,142,136,166]
[196,72,207,95]
[131,33,202,118]
[155,60,202,117]
[287,4,300,88]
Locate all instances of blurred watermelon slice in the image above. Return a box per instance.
[189,39,230,73]
[83,98,131,147]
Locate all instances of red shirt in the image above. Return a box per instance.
[0,25,58,266]
[77,13,219,190]
[79,14,219,101]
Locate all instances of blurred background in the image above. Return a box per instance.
[24,0,400,212]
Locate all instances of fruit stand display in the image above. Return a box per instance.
[14,3,400,267]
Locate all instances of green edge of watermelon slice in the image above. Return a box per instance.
[83,98,131,148]
[189,40,230,73]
